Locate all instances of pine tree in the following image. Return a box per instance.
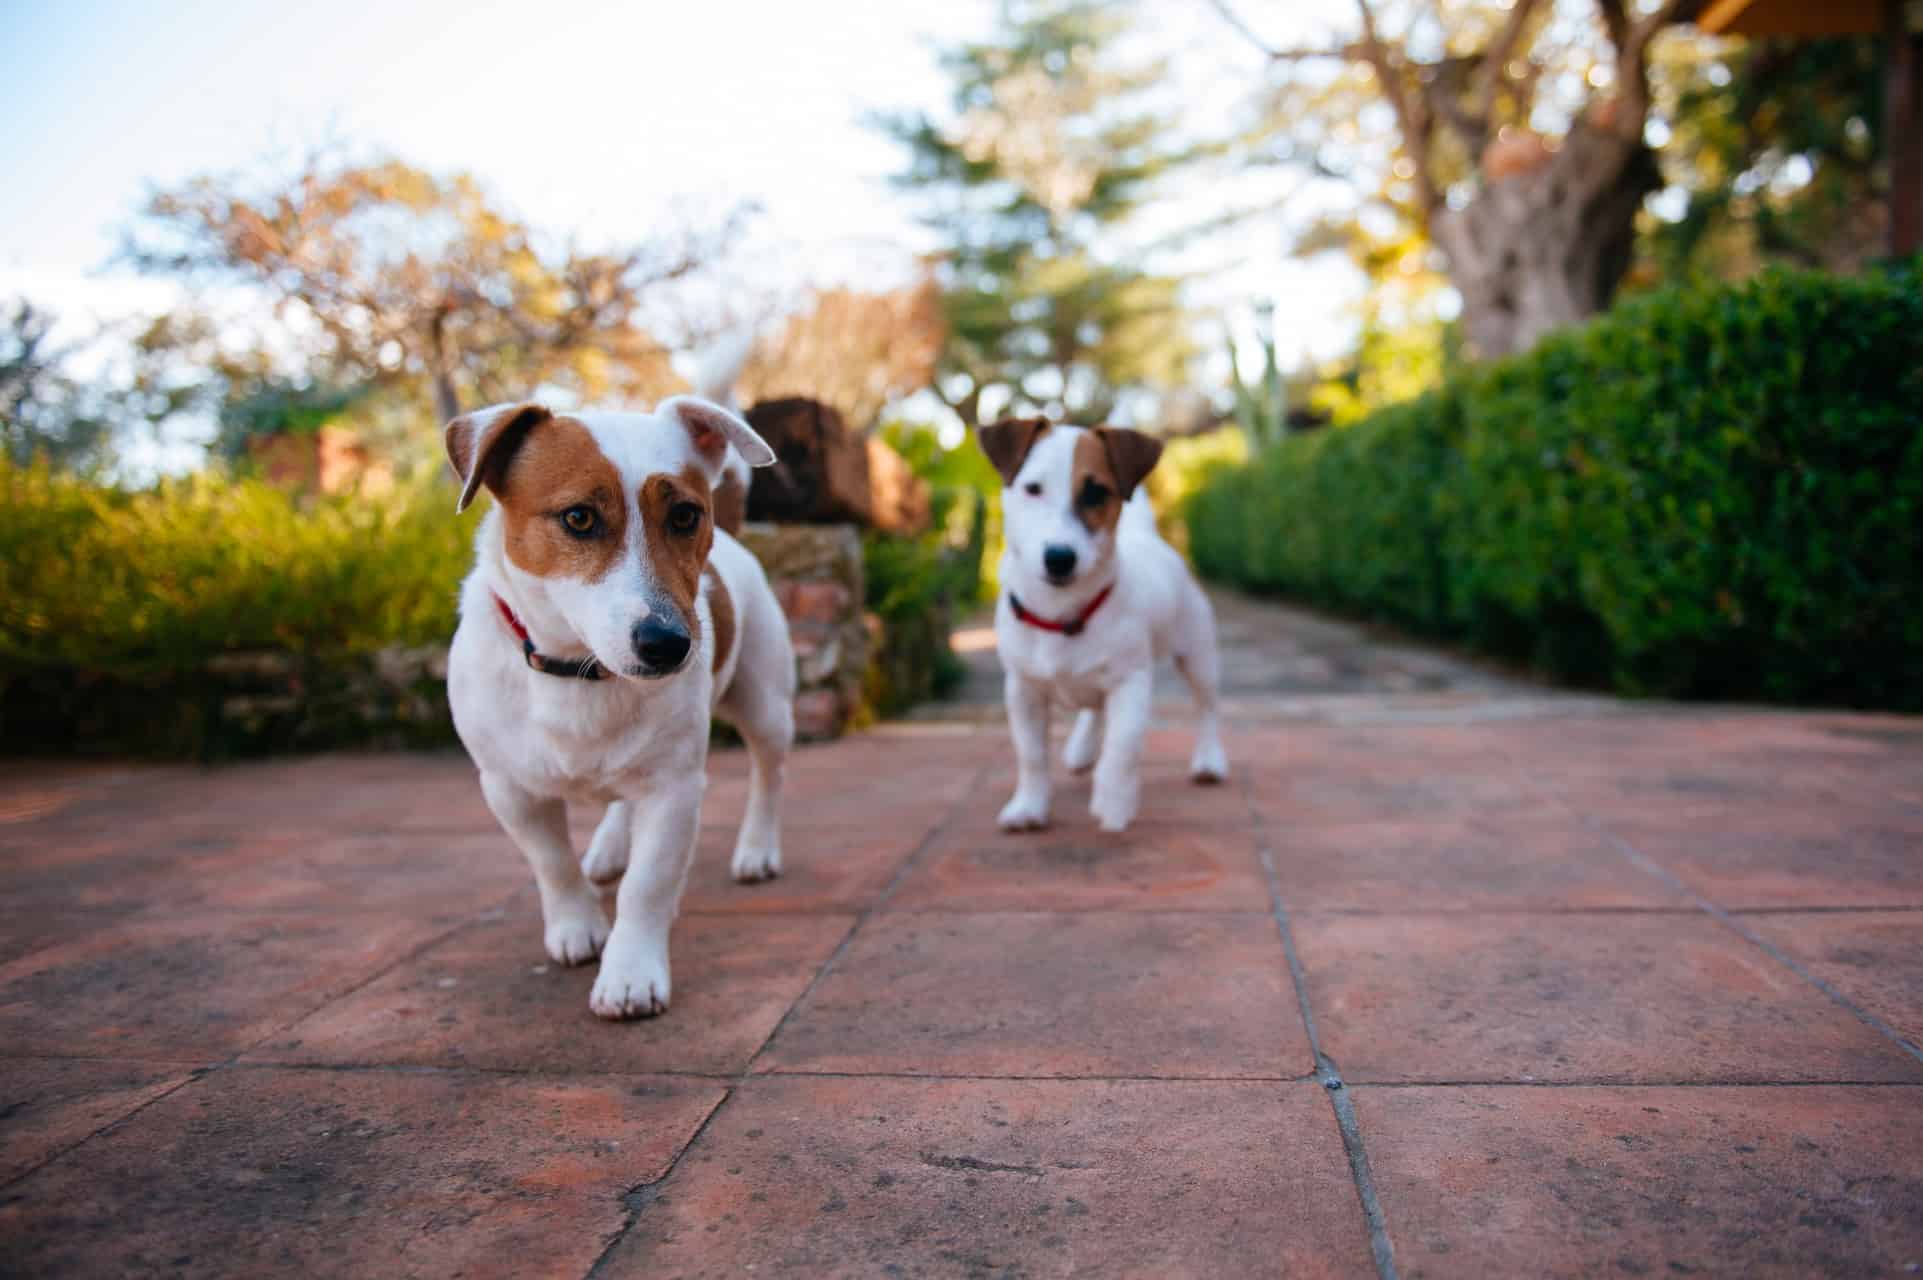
[880,1,1197,428]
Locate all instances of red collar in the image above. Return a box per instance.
[494,595,609,681]
[1007,583,1114,637]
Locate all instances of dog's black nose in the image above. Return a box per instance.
[632,616,692,672]
[1043,545,1078,581]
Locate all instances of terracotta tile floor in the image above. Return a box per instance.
[2,711,1920,1277]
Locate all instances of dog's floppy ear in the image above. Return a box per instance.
[659,395,776,476]
[445,402,554,513]
[1092,425,1164,500]
[977,417,1051,487]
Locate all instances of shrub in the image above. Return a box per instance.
[0,459,475,676]
[1189,261,1923,709]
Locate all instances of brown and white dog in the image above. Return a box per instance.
[443,374,794,1020]
[980,417,1228,834]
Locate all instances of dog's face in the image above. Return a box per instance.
[978,417,1164,590]
[446,397,773,680]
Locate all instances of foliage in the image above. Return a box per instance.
[1,300,116,471]
[880,419,1004,603]
[740,280,945,430]
[0,458,475,678]
[1645,36,1887,281]
[124,152,746,423]
[1188,261,1923,709]
[1225,310,1287,449]
[879,1,1200,426]
[1145,428,1251,551]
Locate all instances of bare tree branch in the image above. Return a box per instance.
[1613,0,1705,123]
[1204,0,1356,63]
[1353,0,1442,215]
[1597,0,1631,56]
[1475,0,1547,124]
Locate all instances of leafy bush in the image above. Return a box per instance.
[1189,261,1923,708]
[0,459,475,677]
[1147,427,1249,551]
[862,484,987,714]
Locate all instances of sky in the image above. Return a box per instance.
[0,0,1365,441]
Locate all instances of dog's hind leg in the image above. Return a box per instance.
[480,771,609,966]
[719,678,792,883]
[1173,585,1229,785]
[581,802,631,886]
[1062,708,1103,774]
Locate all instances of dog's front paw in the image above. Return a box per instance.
[590,925,671,1020]
[731,837,782,884]
[998,789,1051,832]
[1189,738,1229,786]
[542,892,610,966]
[1089,775,1139,833]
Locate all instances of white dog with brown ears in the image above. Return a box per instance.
[979,416,1229,834]
[443,356,794,1020]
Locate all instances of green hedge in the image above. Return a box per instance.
[0,455,976,755]
[1189,261,1923,708]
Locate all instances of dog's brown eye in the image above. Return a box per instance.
[561,506,598,536]
[1023,482,1043,497]
[667,501,703,535]
[1079,480,1111,508]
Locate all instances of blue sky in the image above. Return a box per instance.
[0,0,1363,410]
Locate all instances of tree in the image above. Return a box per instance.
[880,1,1200,427]
[738,279,945,429]
[0,301,114,470]
[1216,0,1707,359]
[125,153,747,422]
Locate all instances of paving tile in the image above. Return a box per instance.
[973,754,1251,828]
[1292,913,1922,1083]
[160,831,527,915]
[678,823,925,914]
[1595,810,1923,909]
[1265,813,1687,911]
[1358,1085,1923,1279]
[0,911,134,967]
[597,1075,1374,1278]
[0,911,460,1060]
[252,910,850,1075]
[1244,763,1546,826]
[890,819,1272,912]
[1744,911,1923,1051]
[0,1065,724,1278]
[761,911,1308,1078]
[0,1059,191,1184]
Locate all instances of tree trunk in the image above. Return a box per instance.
[426,307,462,422]
[1432,120,1662,360]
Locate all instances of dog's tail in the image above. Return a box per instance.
[693,333,758,535]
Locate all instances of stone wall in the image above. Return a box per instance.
[734,522,870,740]
[0,646,454,760]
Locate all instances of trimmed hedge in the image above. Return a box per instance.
[1188,262,1923,709]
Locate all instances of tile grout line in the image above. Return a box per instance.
[580,746,998,1279]
[1240,765,1399,1280]
[1588,820,1923,1070]
[1499,740,1923,1073]
[0,888,526,1198]
[0,1071,201,1197]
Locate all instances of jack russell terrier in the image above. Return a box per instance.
[980,417,1229,833]
[443,372,793,1021]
